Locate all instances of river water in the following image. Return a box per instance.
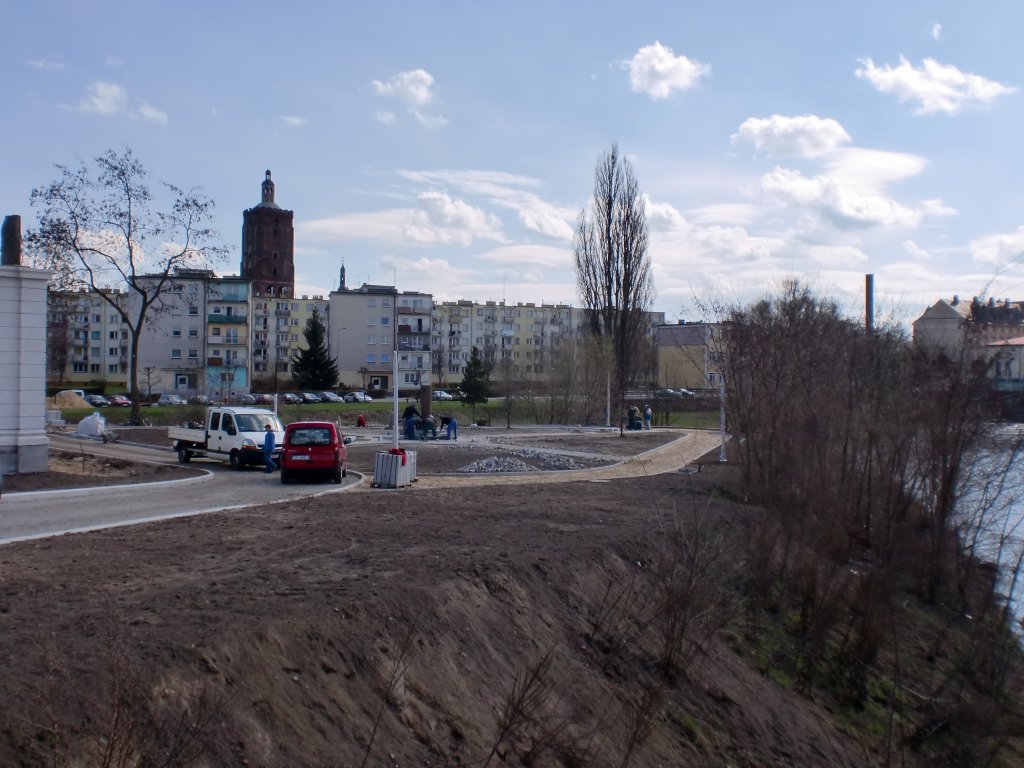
[961,424,1024,637]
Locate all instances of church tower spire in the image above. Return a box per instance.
[261,170,275,205]
[339,258,346,291]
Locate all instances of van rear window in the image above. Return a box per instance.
[290,428,332,446]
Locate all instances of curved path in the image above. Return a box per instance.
[0,429,721,545]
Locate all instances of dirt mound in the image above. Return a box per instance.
[0,469,872,767]
[48,391,91,409]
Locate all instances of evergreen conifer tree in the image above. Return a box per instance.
[459,346,491,422]
[291,308,339,390]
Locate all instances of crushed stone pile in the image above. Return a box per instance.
[456,456,536,473]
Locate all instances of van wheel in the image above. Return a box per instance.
[177,448,191,464]
[229,451,243,471]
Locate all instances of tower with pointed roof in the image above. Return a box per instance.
[241,170,294,299]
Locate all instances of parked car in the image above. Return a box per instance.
[85,394,110,407]
[238,394,257,405]
[343,390,373,403]
[280,392,302,405]
[676,388,696,397]
[108,394,132,407]
[431,389,454,401]
[156,393,185,406]
[279,421,350,485]
[188,394,214,405]
[654,388,677,398]
[300,392,324,404]
[319,391,345,403]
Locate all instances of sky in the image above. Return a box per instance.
[4,1,1023,327]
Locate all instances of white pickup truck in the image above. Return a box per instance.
[168,407,284,469]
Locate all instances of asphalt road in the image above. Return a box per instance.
[0,434,364,546]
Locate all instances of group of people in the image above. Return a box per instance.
[402,404,457,440]
[627,404,654,431]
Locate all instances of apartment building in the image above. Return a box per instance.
[47,290,130,390]
[655,321,724,391]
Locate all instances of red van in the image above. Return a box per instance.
[280,421,349,484]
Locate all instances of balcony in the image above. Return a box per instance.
[397,343,431,352]
[207,357,224,366]
[207,336,245,346]
[208,314,247,324]
[275,308,290,317]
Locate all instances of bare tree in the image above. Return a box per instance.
[28,148,228,425]
[573,143,655,425]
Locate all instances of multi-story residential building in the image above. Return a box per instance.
[204,276,251,399]
[47,290,130,391]
[251,294,331,391]
[329,282,397,393]
[328,278,433,394]
[655,321,724,391]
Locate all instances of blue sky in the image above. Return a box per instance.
[5,1,1022,325]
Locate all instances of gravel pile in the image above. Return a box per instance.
[455,450,597,473]
[456,456,535,473]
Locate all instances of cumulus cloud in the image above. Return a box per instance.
[626,41,710,99]
[404,191,504,245]
[931,22,943,41]
[970,227,1024,268]
[135,102,167,124]
[903,240,929,259]
[76,81,127,114]
[71,81,167,123]
[732,114,851,158]
[398,169,574,240]
[280,115,307,127]
[26,58,63,71]
[757,166,922,228]
[855,56,1016,115]
[371,68,447,126]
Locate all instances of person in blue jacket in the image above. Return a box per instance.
[263,424,276,473]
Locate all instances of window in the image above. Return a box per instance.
[367,354,376,363]
[172,328,182,337]
[367,317,377,326]
[382,335,391,346]
[367,335,376,345]
[108,331,118,339]
[381,298,391,308]
[368,298,377,308]
[91,331,101,340]
[212,327,221,337]
[188,349,198,359]
[90,363,100,373]
[91,314,101,322]
[189,306,199,316]
[380,353,390,364]
[188,328,198,338]
[171,349,182,359]
[90,346,100,357]
[73,363,87,373]
[108,364,118,373]
[380,317,389,326]
[107,347,118,356]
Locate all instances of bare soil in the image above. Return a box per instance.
[0,429,896,766]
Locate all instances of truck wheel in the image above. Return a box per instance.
[177,448,191,464]
[229,451,243,471]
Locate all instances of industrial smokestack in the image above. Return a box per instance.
[1,215,22,266]
[865,274,874,334]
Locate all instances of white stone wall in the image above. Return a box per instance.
[0,265,53,475]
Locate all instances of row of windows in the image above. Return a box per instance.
[73,363,125,374]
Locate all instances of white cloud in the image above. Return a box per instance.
[405,191,504,245]
[372,68,447,126]
[626,41,710,99]
[375,110,396,125]
[903,240,929,259]
[26,58,63,71]
[71,81,167,124]
[76,81,127,114]
[758,166,922,229]
[931,22,943,41]
[919,198,957,217]
[135,102,167,125]
[397,169,573,240]
[732,114,851,158]
[970,227,1024,268]
[280,115,307,128]
[855,56,1017,115]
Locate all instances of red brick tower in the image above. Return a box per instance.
[241,170,294,299]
